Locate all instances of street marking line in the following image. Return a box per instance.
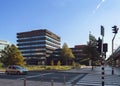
[76,82,118,86]
[67,74,85,84]
[18,73,53,80]
[76,83,100,86]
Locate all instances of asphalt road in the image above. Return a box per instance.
[0,71,87,84]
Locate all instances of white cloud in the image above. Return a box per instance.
[93,0,106,14]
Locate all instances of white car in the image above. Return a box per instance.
[5,65,28,75]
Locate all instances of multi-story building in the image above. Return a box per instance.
[47,48,61,65]
[0,40,10,57]
[107,45,120,67]
[71,45,86,63]
[48,45,86,65]
[17,29,60,65]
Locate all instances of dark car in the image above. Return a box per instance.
[5,65,28,75]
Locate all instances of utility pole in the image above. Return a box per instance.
[101,25,104,86]
[112,25,119,75]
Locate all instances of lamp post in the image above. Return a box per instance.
[112,25,119,75]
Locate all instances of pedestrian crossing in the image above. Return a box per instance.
[75,74,120,86]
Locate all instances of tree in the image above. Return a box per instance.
[83,34,99,69]
[61,43,75,65]
[0,44,24,67]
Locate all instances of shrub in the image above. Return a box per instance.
[72,61,76,68]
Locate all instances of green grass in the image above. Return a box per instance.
[0,65,87,71]
[0,63,84,72]
[0,61,86,72]
[0,62,73,71]
[25,65,73,71]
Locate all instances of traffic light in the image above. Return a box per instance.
[112,25,119,34]
[103,43,108,53]
[97,37,102,53]
[101,25,104,36]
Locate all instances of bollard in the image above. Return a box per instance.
[24,77,26,86]
[41,76,43,82]
[63,75,66,85]
[51,78,54,86]
[40,76,43,85]
[112,67,114,75]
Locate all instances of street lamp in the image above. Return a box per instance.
[112,25,119,75]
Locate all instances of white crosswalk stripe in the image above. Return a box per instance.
[74,74,120,86]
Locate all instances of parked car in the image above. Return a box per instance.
[5,65,28,75]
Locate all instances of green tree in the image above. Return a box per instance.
[61,43,75,65]
[0,44,24,67]
[83,34,99,69]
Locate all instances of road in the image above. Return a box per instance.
[0,71,86,84]
[0,66,120,86]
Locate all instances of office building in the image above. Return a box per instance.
[48,45,86,65]
[17,29,60,65]
[71,45,86,63]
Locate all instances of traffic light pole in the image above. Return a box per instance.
[112,34,116,75]
[111,25,119,75]
[112,34,116,53]
[101,35,105,86]
[101,26,104,86]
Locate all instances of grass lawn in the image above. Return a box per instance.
[25,65,73,71]
[0,65,73,71]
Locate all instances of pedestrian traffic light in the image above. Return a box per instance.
[112,25,119,34]
[103,43,108,53]
[97,37,102,53]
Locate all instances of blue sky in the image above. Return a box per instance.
[0,0,120,56]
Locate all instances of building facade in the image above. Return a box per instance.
[71,45,86,63]
[0,40,10,57]
[48,45,86,65]
[17,29,60,65]
[107,45,120,67]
